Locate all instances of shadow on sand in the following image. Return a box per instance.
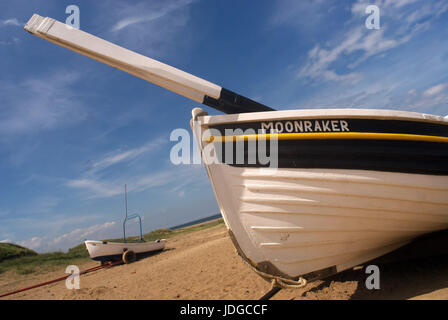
[136,247,174,261]
[303,230,448,299]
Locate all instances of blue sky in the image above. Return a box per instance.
[0,0,447,252]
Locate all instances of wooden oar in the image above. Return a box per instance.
[24,14,275,114]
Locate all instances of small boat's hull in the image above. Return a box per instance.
[191,108,448,281]
[85,240,166,262]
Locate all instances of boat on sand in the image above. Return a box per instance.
[25,14,448,285]
[84,239,166,263]
[85,185,166,263]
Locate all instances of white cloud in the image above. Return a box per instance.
[18,237,43,251]
[351,0,419,16]
[298,26,412,83]
[298,28,365,83]
[88,138,165,174]
[0,239,12,243]
[298,77,448,116]
[53,221,116,244]
[0,71,86,136]
[270,0,336,34]
[20,196,60,215]
[0,37,20,46]
[423,83,448,96]
[64,134,209,199]
[103,0,197,56]
[18,221,117,252]
[111,0,193,31]
[0,18,22,27]
[0,18,22,45]
[66,178,122,198]
[297,0,446,84]
[66,166,204,199]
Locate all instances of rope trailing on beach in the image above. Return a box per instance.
[0,260,123,298]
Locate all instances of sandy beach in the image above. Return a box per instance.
[1,222,448,300]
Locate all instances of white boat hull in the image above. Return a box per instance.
[85,240,166,262]
[191,108,448,281]
[205,165,448,279]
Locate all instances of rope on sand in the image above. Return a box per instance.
[234,249,307,299]
[0,260,123,298]
[258,274,307,300]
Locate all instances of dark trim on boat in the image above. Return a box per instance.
[91,250,165,262]
[203,88,275,114]
[213,139,448,175]
[209,118,448,175]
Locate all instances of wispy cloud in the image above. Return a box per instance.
[423,83,448,96]
[0,18,22,27]
[404,83,448,114]
[0,37,20,46]
[52,221,116,244]
[18,221,117,252]
[100,0,197,56]
[0,71,86,136]
[111,0,194,31]
[87,137,165,175]
[19,196,60,216]
[298,28,364,83]
[0,18,24,45]
[296,0,447,84]
[67,164,206,200]
[17,237,43,251]
[298,79,448,115]
[270,0,333,30]
[64,135,208,199]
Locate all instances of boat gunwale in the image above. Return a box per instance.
[197,108,448,126]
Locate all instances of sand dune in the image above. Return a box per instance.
[2,223,448,300]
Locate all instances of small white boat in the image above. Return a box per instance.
[84,185,166,263]
[85,239,166,263]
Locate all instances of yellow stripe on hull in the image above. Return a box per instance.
[205,132,448,144]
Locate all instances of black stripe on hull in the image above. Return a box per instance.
[91,250,165,262]
[213,139,448,175]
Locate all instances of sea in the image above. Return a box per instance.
[170,213,222,230]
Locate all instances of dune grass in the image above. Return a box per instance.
[0,243,37,261]
[0,218,224,275]
[0,243,89,275]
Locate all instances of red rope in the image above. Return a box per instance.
[0,260,123,298]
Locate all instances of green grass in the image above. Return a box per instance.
[0,243,37,261]
[0,243,90,275]
[0,218,224,275]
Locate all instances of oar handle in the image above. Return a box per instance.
[24,14,275,114]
